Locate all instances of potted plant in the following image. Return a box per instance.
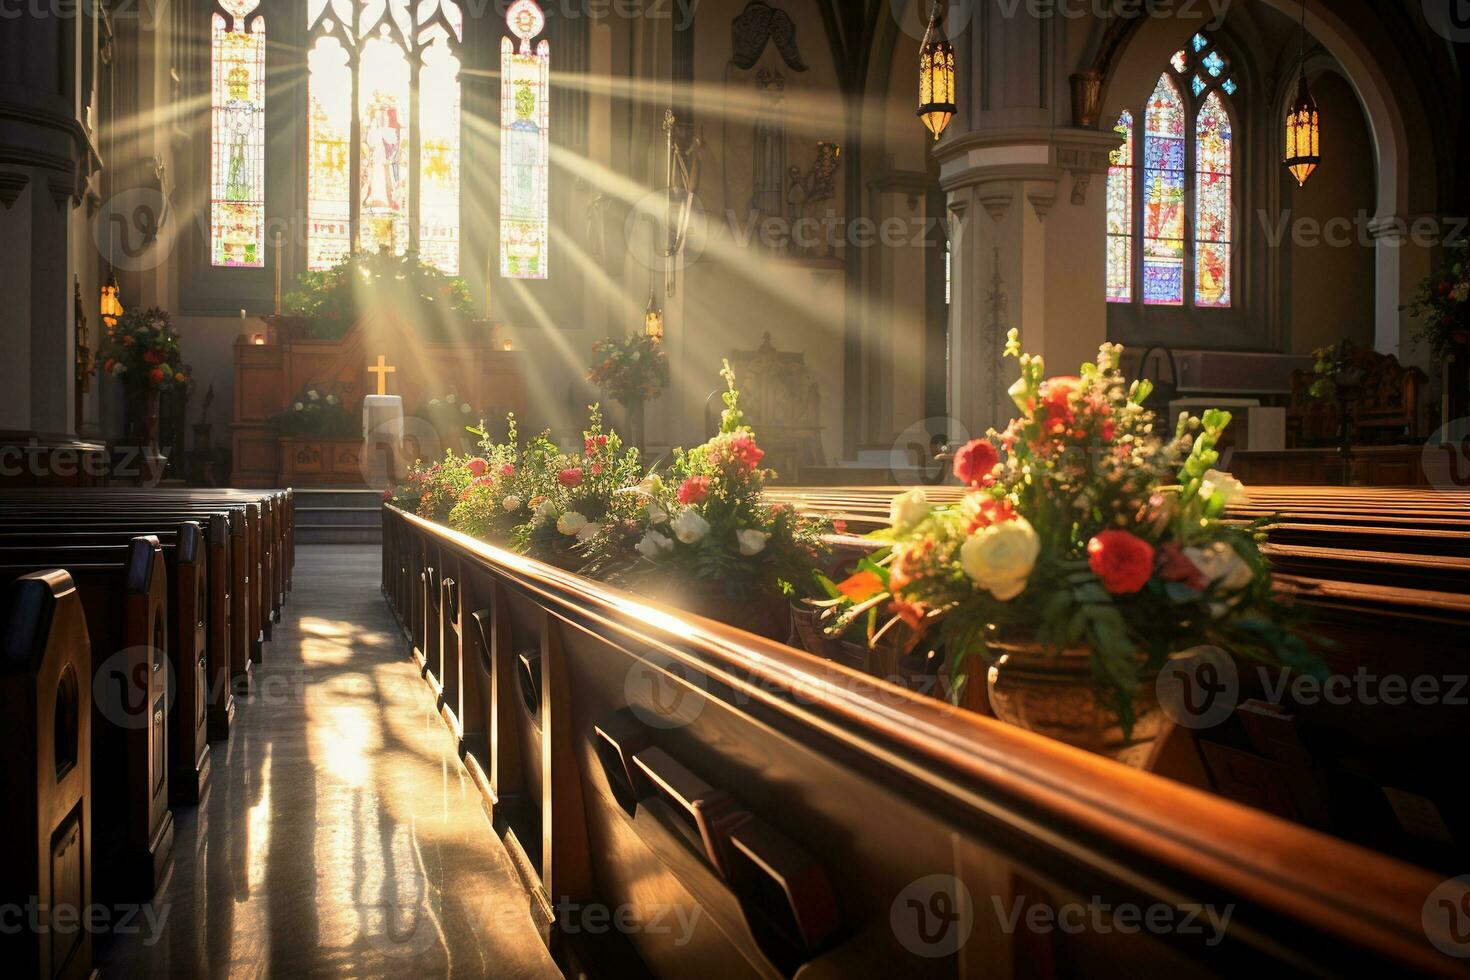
[822,331,1327,767]
[586,333,669,451]
[98,307,193,469]
[272,385,362,484]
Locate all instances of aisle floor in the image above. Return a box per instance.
[97,545,562,979]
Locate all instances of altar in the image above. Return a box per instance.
[230,311,526,487]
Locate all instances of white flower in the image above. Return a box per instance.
[646,502,668,524]
[1199,469,1247,506]
[502,495,522,513]
[959,517,1040,601]
[671,508,710,544]
[736,529,770,556]
[460,403,472,414]
[535,499,558,521]
[576,522,602,543]
[635,530,673,559]
[307,389,320,401]
[556,511,589,536]
[1185,542,1255,592]
[1453,281,1469,304]
[293,402,304,411]
[888,488,930,530]
[113,363,126,375]
[446,393,457,404]
[430,398,442,407]
[325,394,339,405]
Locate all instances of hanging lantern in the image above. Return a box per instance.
[1284,72,1320,187]
[99,274,123,331]
[917,5,956,141]
[644,290,664,342]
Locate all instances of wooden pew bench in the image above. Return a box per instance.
[381,504,1465,975]
[0,571,94,980]
[0,528,215,806]
[0,538,172,906]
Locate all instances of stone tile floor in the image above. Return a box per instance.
[96,545,561,979]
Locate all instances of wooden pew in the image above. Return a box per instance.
[0,571,94,980]
[0,538,173,905]
[0,526,214,806]
[383,503,1467,976]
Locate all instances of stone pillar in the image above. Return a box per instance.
[0,10,92,437]
[934,9,1118,439]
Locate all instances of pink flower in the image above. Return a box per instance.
[381,489,392,502]
[590,462,603,475]
[723,433,765,471]
[677,476,711,505]
[1087,530,1156,595]
[558,467,584,488]
[466,458,488,478]
[501,464,515,477]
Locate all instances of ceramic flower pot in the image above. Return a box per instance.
[984,641,1173,770]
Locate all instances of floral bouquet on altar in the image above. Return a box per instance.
[586,334,669,406]
[282,251,478,341]
[272,385,355,439]
[99,307,193,399]
[824,331,1326,751]
[586,362,829,635]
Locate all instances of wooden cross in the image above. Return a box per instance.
[368,354,397,396]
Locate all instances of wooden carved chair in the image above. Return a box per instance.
[1286,341,1426,447]
[709,333,825,483]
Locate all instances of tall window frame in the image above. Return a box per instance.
[209,0,266,268]
[303,0,465,274]
[1107,31,1239,312]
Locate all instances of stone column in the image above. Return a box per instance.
[0,9,93,437]
[933,8,1118,439]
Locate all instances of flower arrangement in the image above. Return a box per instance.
[586,334,669,406]
[272,385,356,438]
[282,251,478,340]
[824,331,1326,735]
[1405,237,1469,365]
[591,362,829,602]
[98,307,193,400]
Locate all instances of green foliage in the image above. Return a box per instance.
[282,251,478,340]
[271,385,355,438]
[587,334,669,406]
[1404,237,1469,365]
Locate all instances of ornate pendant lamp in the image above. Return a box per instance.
[917,3,956,141]
[100,272,123,330]
[644,287,664,342]
[1283,0,1320,187]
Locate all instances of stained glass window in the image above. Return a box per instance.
[1109,34,1238,312]
[1142,74,1186,306]
[500,0,551,280]
[210,0,265,267]
[1195,92,1232,308]
[306,0,463,273]
[1106,111,1134,303]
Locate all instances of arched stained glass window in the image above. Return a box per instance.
[1107,32,1239,312]
[1142,74,1186,306]
[210,0,265,267]
[1195,92,1232,307]
[500,0,551,280]
[1106,111,1133,303]
[305,0,463,273]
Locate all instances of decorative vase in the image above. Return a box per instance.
[984,640,1173,770]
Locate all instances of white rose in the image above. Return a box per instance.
[671,508,710,544]
[502,495,522,513]
[576,522,602,543]
[736,529,770,556]
[446,394,457,403]
[635,530,673,559]
[959,517,1040,601]
[1184,542,1255,592]
[888,488,930,530]
[557,511,588,536]
[293,402,304,411]
[460,403,472,414]
[307,389,320,400]
[646,502,668,524]
[1199,469,1246,507]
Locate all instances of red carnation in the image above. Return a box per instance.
[501,463,515,478]
[466,458,488,478]
[557,467,584,488]
[677,476,711,505]
[967,496,1016,533]
[1039,376,1079,435]
[952,439,999,487]
[724,433,765,471]
[1087,530,1156,595]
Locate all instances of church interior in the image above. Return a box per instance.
[2,0,1469,975]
